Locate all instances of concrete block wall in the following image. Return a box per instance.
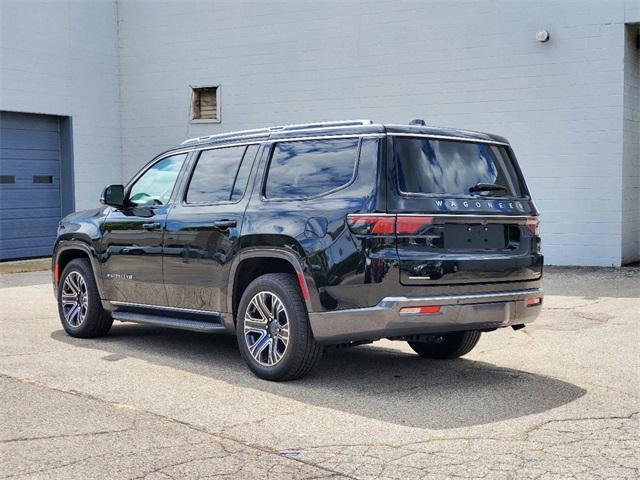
[116,0,639,266]
[0,0,122,210]
[2,0,637,266]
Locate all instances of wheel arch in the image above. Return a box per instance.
[227,248,319,322]
[53,241,104,298]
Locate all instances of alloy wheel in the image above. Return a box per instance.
[61,271,88,327]
[243,291,290,366]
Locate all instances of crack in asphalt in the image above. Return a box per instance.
[0,426,135,444]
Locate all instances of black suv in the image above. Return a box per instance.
[53,120,543,381]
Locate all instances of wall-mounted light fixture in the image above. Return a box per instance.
[536,30,550,42]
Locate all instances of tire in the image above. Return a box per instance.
[57,258,113,338]
[408,330,481,359]
[236,273,322,381]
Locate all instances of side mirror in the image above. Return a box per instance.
[100,184,125,208]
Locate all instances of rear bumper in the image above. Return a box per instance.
[309,288,543,344]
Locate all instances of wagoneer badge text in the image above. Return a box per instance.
[432,199,526,213]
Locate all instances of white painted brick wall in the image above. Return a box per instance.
[116,0,639,266]
[2,0,637,266]
[0,0,121,210]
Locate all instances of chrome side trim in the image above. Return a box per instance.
[380,288,543,306]
[388,132,509,146]
[110,301,222,316]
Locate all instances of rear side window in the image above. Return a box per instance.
[264,138,359,199]
[394,138,523,197]
[186,145,253,204]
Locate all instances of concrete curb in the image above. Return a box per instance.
[0,258,51,274]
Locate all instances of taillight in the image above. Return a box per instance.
[396,215,433,234]
[526,217,540,235]
[347,215,395,235]
[347,214,433,235]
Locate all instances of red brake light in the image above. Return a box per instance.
[526,217,540,235]
[396,216,433,234]
[347,215,395,235]
[347,214,433,235]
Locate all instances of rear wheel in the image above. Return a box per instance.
[236,273,322,381]
[408,331,481,359]
[57,259,112,338]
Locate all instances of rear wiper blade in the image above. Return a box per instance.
[468,183,508,194]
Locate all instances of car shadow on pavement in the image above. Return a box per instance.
[51,325,585,430]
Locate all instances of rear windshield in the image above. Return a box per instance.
[394,138,524,197]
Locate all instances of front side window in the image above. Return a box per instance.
[186,145,248,204]
[394,138,523,197]
[128,153,187,207]
[264,138,359,199]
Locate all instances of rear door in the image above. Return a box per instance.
[387,134,542,286]
[162,143,260,312]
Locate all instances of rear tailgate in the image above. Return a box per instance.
[387,134,543,286]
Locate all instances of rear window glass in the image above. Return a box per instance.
[394,138,523,197]
[265,138,359,199]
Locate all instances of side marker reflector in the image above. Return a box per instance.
[297,272,310,302]
[54,262,60,284]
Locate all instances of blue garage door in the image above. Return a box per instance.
[0,112,62,260]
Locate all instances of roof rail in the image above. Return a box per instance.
[180,119,374,145]
[180,127,271,145]
[269,119,373,132]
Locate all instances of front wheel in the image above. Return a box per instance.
[408,331,481,359]
[57,259,113,338]
[236,273,322,381]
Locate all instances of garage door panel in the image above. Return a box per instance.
[1,240,54,259]
[0,217,60,240]
[0,189,61,208]
[0,207,60,220]
[0,112,58,131]
[0,112,63,260]
[0,149,60,161]
[0,129,60,150]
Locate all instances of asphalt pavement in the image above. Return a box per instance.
[1,267,638,479]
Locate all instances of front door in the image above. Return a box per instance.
[163,144,260,312]
[100,153,188,305]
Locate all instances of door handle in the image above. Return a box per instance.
[142,222,161,230]
[213,219,237,230]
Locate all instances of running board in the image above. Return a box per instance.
[112,311,226,333]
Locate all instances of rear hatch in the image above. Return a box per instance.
[386,134,542,286]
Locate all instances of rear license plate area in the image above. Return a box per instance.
[444,224,505,249]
